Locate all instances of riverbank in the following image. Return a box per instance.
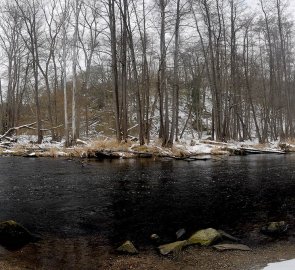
[0,236,294,270]
[0,135,293,159]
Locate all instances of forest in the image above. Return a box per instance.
[0,0,294,147]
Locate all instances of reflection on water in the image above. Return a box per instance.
[0,155,294,247]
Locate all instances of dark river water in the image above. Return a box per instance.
[0,155,295,246]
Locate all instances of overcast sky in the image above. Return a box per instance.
[245,0,295,17]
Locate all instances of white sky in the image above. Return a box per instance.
[245,0,295,17]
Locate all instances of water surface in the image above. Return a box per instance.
[0,155,294,245]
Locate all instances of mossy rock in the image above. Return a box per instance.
[0,220,39,249]
[158,240,187,255]
[186,228,221,246]
[117,240,138,254]
[261,221,288,235]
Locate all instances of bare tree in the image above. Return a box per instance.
[14,0,43,143]
[61,0,70,146]
[71,0,81,143]
[78,0,103,137]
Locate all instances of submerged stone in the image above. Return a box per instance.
[158,240,187,255]
[116,240,138,254]
[176,228,186,240]
[150,233,161,245]
[261,221,288,236]
[150,233,160,241]
[187,228,221,246]
[23,152,37,158]
[213,243,251,251]
[0,220,39,249]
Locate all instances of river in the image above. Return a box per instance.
[0,154,294,247]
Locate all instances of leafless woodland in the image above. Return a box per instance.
[0,0,294,146]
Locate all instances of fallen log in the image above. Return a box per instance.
[94,150,153,159]
[95,150,121,159]
[239,147,285,154]
[174,155,211,161]
[226,146,285,155]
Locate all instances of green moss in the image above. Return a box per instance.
[117,240,138,254]
[186,228,221,246]
[158,240,187,255]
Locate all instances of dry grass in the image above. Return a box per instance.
[211,147,230,155]
[9,144,28,156]
[171,146,190,157]
[283,138,295,145]
[131,145,151,153]
[249,143,269,150]
[40,148,69,158]
[90,139,132,151]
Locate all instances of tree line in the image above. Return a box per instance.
[0,0,294,146]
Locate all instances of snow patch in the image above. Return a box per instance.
[189,143,213,154]
[3,149,15,153]
[263,259,295,270]
[56,151,68,157]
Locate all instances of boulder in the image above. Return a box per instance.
[0,220,39,249]
[261,221,288,236]
[158,240,187,255]
[213,244,251,251]
[187,228,221,246]
[116,240,138,254]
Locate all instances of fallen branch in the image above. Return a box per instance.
[127,124,138,132]
[0,122,64,141]
[0,122,37,141]
[40,124,63,132]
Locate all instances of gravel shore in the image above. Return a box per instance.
[0,237,294,270]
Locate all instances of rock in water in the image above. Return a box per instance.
[150,233,161,245]
[158,240,187,255]
[150,233,160,241]
[116,241,138,254]
[213,244,251,251]
[261,221,288,236]
[187,228,221,246]
[23,152,37,158]
[0,220,38,249]
[176,228,186,240]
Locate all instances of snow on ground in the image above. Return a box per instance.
[15,135,65,149]
[1,133,293,158]
[177,141,214,155]
[12,135,225,156]
[263,259,295,270]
